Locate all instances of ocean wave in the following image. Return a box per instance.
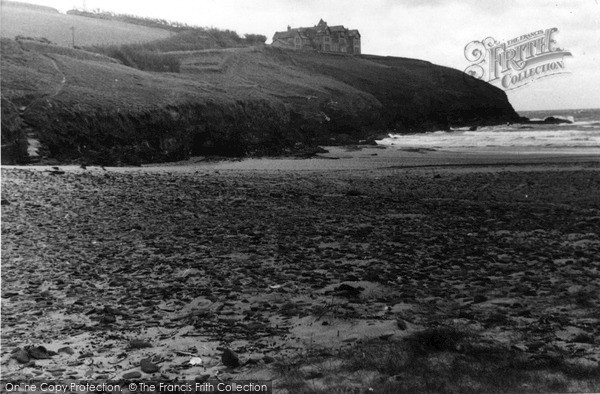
[558,121,600,127]
[378,127,600,149]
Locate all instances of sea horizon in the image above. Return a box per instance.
[378,108,600,153]
[518,107,600,118]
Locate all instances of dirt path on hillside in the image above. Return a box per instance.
[43,54,67,98]
[14,40,66,115]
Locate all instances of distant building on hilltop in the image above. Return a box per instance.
[272,19,361,55]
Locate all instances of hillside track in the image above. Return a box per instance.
[44,54,67,99]
[12,40,67,116]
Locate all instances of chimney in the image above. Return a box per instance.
[287,25,291,31]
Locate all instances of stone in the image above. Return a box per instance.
[28,346,51,359]
[345,190,363,197]
[58,347,75,355]
[195,375,211,383]
[221,348,240,368]
[140,358,160,374]
[100,314,116,324]
[129,339,152,349]
[305,371,324,380]
[123,371,142,379]
[14,349,30,364]
[333,284,364,298]
[512,344,529,352]
[473,295,488,303]
[396,319,407,330]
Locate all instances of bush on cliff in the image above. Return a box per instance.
[91,44,180,72]
[0,97,28,164]
[85,26,265,72]
[66,9,194,32]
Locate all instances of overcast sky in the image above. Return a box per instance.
[8,0,600,111]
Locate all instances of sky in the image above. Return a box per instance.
[6,0,600,111]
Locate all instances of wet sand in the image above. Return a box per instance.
[4,145,600,174]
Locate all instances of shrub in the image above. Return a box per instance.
[88,44,180,72]
[84,23,264,72]
[66,9,194,32]
[406,326,468,354]
[244,34,267,45]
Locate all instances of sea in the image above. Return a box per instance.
[377,108,600,155]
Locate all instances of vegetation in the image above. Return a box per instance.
[83,22,266,72]
[0,97,28,164]
[66,9,197,32]
[14,35,52,44]
[85,44,181,72]
[275,326,600,393]
[1,0,59,13]
[67,8,266,46]
[1,2,170,47]
[243,33,269,45]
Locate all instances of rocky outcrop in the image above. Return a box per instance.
[1,97,28,164]
[525,116,573,125]
[1,39,521,164]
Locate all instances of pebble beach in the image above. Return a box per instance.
[2,146,600,392]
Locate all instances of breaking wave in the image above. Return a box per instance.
[377,109,600,151]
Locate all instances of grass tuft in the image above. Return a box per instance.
[406,326,468,354]
[272,326,600,393]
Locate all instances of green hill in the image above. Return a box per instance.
[1,35,519,164]
[0,1,171,46]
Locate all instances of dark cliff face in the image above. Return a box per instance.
[1,39,520,165]
[271,50,519,133]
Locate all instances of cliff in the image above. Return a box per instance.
[1,38,521,164]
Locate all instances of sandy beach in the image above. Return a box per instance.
[2,147,599,393]
[5,145,600,173]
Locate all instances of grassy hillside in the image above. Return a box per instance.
[83,28,266,72]
[1,0,58,13]
[0,1,171,46]
[1,37,520,164]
